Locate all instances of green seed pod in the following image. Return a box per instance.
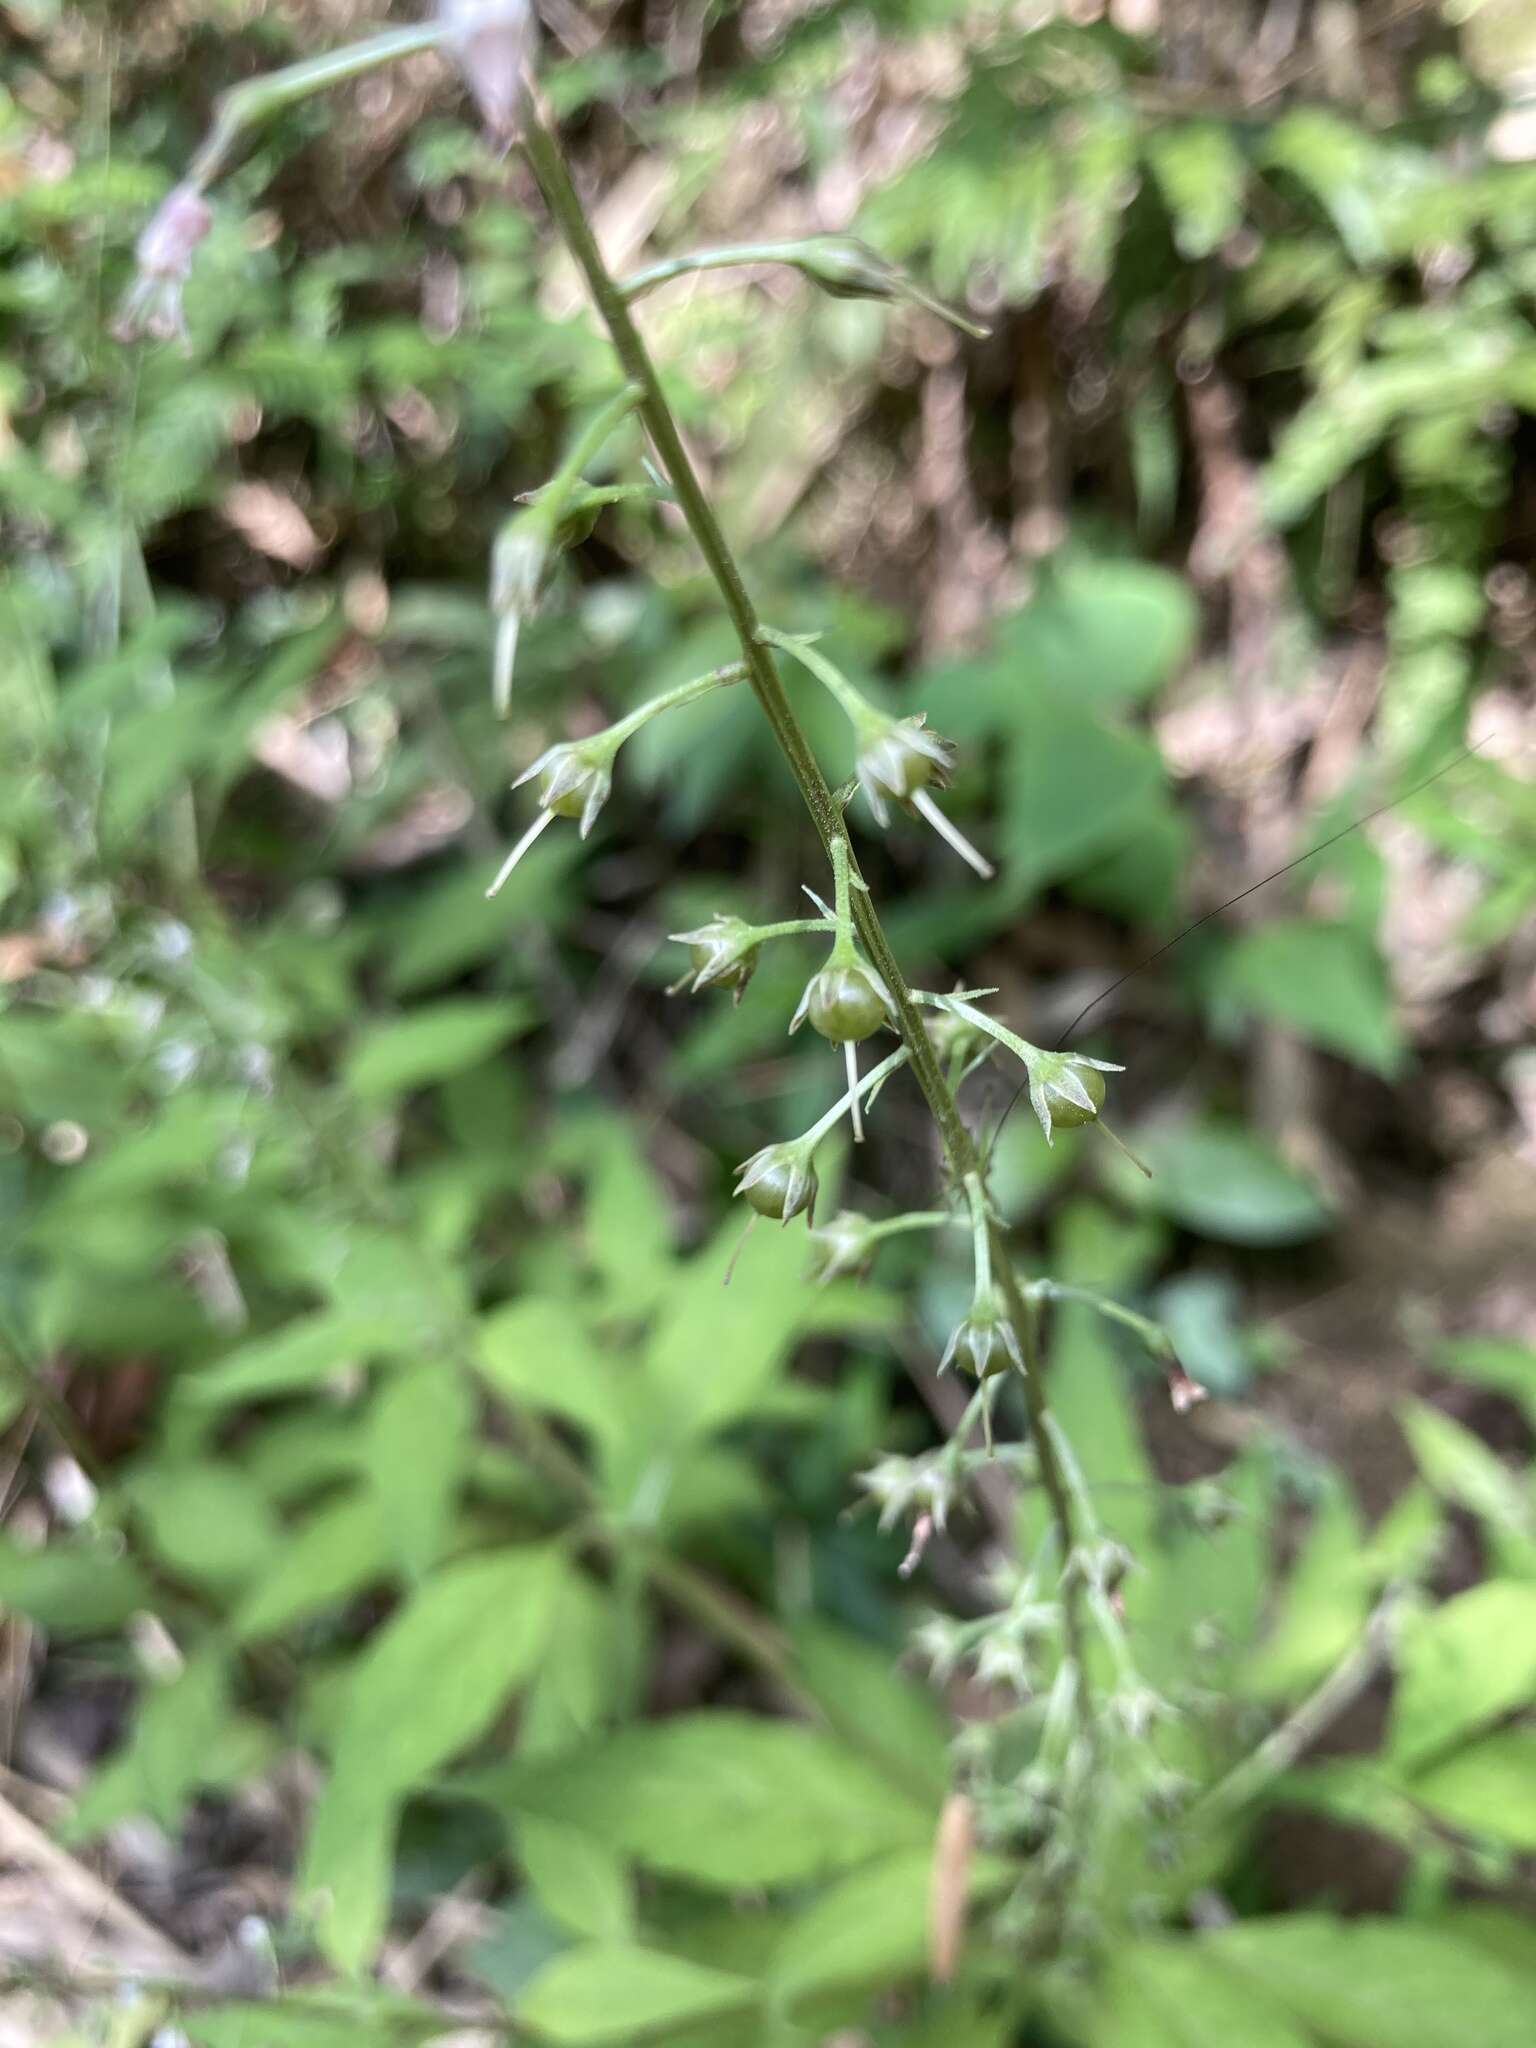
[793,961,890,1043]
[1045,1062,1104,1130]
[735,1141,818,1225]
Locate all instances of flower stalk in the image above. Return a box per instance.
[515,97,1091,1697]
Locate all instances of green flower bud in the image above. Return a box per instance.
[787,235,989,340]
[668,912,759,1000]
[940,1289,1023,1378]
[792,960,891,1043]
[734,1141,818,1225]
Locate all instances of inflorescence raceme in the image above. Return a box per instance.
[109,0,1181,1508]
[112,6,1229,1972]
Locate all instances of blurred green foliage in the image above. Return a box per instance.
[2,2,1536,2042]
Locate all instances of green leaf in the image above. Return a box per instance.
[476,1299,622,1444]
[1399,1401,1536,1571]
[770,1851,933,2005]
[1095,1936,1313,2048]
[1390,1580,1536,1766]
[367,1364,473,1578]
[1140,1122,1332,1246]
[516,1816,634,1943]
[1004,691,1164,888]
[1408,1730,1536,1847]
[517,1567,628,1759]
[790,1621,951,1803]
[326,1545,562,1795]
[516,1943,756,2044]
[1435,1337,1536,1428]
[1217,920,1403,1075]
[180,1308,404,1407]
[506,1713,932,1889]
[189,1987,446,2048]
[66,1651,234,1839]
[1145,122,1248,260]
[300,1775,402,1978]
[999,560,1199,708]
[644,1219,815,1441]
[345,998,533,1097]
[1211,1914,1536,2048]
[127,1461,280,1593]
[0,1533,151,1634]
[1244,1483,1369,1699]
[234,1491,389,1641]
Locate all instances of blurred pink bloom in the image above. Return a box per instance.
[114,182,212,345]
[438,0,535,143]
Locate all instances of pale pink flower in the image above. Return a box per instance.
[114,183,212,346]
[438,0,535,143]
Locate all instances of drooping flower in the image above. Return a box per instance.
[667,913,760,1000]
[439,0,535,144]
[114,183,212,346]
[514,738,613,839]
[939,1288,1023,1379]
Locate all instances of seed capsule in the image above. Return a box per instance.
[1045,1062,1104,1130]
[793,961,890,1043]
[735,1142,818,1225]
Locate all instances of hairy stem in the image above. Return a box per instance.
[519,101,1089,1689]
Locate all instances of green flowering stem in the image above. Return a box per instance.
[539,384,643,516]
[491,384,642,714]
[801,1046,909,1151]
[758,625,881,737]
[618,236,990,340]
[188,25,451,190]
[749,917,837,944]
[828,835,858,959]
[1189,1592,1403,1833]
[520,97,1091,1711]
[604,659,747,746]
[621,239,843,298]
[1027,1281,1174,1362]
[963,1173,993,1302]
[872,1209,955,1241]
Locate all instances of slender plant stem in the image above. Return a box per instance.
[519,101,1089,1691]
[620,240,832,300]
[188,25,450,188]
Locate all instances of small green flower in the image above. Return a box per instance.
[667,912,760,999]
[855,714,955,823]
[940,1287,1023,1379]
[514,737,614,838]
